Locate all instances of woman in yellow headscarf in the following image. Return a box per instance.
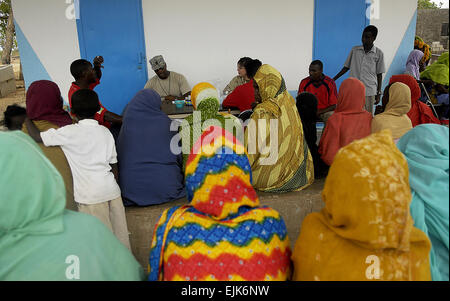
[245,64,314,192]
[372,82,412,141]
[292,130,432,281]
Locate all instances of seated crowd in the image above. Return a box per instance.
[0,25,448,281]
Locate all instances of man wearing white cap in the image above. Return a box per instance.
[144,55,191,102]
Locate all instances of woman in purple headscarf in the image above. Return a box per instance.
[405,49,425,80]
[117,89,185,206]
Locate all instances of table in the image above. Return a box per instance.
[161,102,240,119]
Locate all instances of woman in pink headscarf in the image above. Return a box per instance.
[318,78,372,166]
[405,49,425,80]
[22,80,76,210]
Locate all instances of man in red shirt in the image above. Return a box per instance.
[298,60,337,124]
[68,56,122,129]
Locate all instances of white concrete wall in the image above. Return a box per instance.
[371,0,418,79]
[12,0,80,102]
[142,0,315,93]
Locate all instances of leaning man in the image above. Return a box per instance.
[144,55,191,102]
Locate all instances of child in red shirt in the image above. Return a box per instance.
[68,57,122,128]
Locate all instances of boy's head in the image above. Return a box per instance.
[70,59,97,83]
[362,25,378,48]
[309,60,324,81]
[71,89,100,120]
[296,92,318,122]
[4,105,27,131]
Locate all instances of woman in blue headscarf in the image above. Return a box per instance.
[397,124,449,281]
[117,89,185,206]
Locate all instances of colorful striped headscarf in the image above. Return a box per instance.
[149,126,292,281]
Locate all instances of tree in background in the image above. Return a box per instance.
[418,0,444,9]
[1,0,16,65]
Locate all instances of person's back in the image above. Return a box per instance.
[397,124,449,281]
[149,127,291,281]
[44,119,120,203]
[293,130,431,281]
[389,74,440,127]
[25,89,130,249]
[0,131,144,281]
[117,89,185,206]
[318,78,372,166]
[21,80,76,211]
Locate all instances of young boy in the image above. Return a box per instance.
[68,57,122,128]
[25,89,131,250]
[3,105,26,131]
[333,25,386,114]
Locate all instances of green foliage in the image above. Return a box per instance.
[0,0,16,51]
[418,0,444,9]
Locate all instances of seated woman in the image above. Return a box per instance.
[0,131,145,280]
[405,49,425,80]
[180,82,243,171]
[389,74,440,127]
[21,80,76,211]
[420,52,449,119]
[372,82,412,142]
[223,57,252,95]
[292,130,432,281]
[222,58,262,112]
[148,126,291,281]
[117,89,185,206]
[245,64,314,192]
[296,92,328,179]
[415,36,432,68]
[318,77,372,166]
[397,124,449,281]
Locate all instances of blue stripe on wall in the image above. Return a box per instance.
[313,0,370,89]
[14,21,52,90]
[381,10,418,89]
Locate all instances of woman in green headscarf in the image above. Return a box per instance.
[397,124,449,281]
[245,64,314,192]
[420,52,449,107]
[180,82,243,171]
[0,131,145,280]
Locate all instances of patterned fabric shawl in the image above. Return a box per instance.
[292,130,431,281]
[245,64,314,192]
[148,126,292,281]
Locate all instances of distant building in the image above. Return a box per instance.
[416,8,449,57]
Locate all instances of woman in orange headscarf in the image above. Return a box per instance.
[292,130,431,281]
[389,74,440,127]
[318,78,372,166]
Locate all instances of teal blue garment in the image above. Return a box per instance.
[0,131,145,281]
[397,124,449,281]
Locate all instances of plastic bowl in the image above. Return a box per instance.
[174,100,185,109]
